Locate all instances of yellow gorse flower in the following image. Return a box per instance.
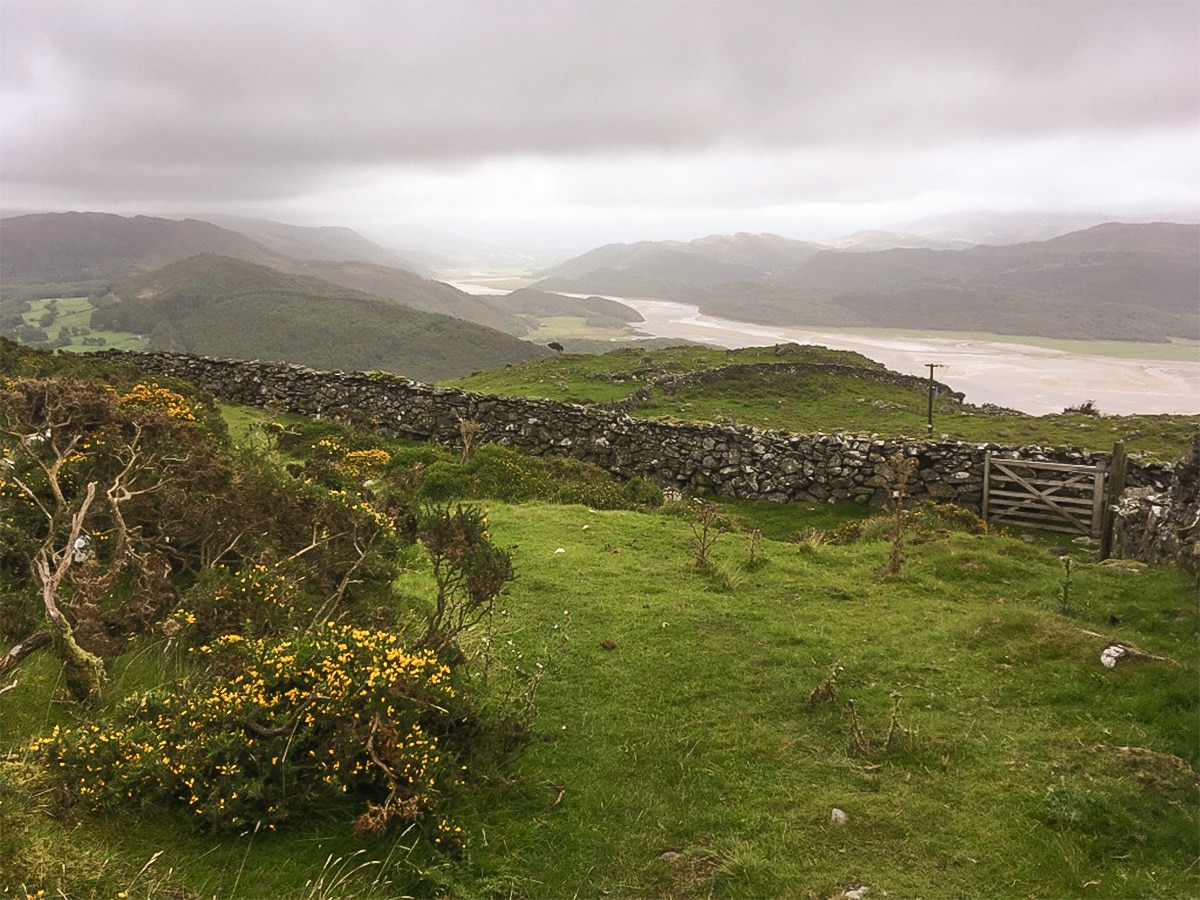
[30,621,459,835]
[117,382,197,421]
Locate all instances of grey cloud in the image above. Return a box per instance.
[1,0,1196,228]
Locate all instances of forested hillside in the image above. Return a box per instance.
[89,254,550,380]
[0,212,533,336]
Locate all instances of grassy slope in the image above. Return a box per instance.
[2,349,1197,898]
[5,500,1193,898]
[285,260,529,335]
[448,344,883,402]
[446,503,1197,899]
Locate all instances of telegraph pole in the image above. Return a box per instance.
[925,363,944,435]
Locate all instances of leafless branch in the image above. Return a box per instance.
[37,481,97,630]
[0,630,52,674]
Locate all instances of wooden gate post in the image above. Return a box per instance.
[1099,442,1128,560]
[982,450,991,523]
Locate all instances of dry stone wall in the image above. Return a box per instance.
[92,350,1174,513]
[1110,434,1200,573]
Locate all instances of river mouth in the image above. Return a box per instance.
[446,277,1200,417]
[614,298,1200,416]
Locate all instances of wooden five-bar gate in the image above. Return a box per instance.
[983,451,1113,538]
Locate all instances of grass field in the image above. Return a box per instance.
[3,495,1196,898]
[17,296,150,351]
[522,315,640,342]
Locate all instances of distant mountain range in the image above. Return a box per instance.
[200,214,429,272]
[536,223,1200,342]
[0,212,285,284]
[884,209,1198,247]
[0,212,551,379]
[3,211,1196,367]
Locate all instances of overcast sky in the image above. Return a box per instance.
[2,0,1197,254]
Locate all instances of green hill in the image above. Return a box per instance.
[90,254,550,380]
[478,287,646,334]
[287,259,528,335]
[0,211,544,337]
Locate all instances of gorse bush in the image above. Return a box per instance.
[419,504,514,653]
[302,436,392,491]
[0,374,233,698]
[30,622,460,838]
[0,376,407,662]
[173,561,306,644]
[1,361,556,851]
[114,380,199,422]
[270,417,662,512]
[413,442,662,509]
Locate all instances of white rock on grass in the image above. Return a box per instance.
[1100,644,1127,668]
